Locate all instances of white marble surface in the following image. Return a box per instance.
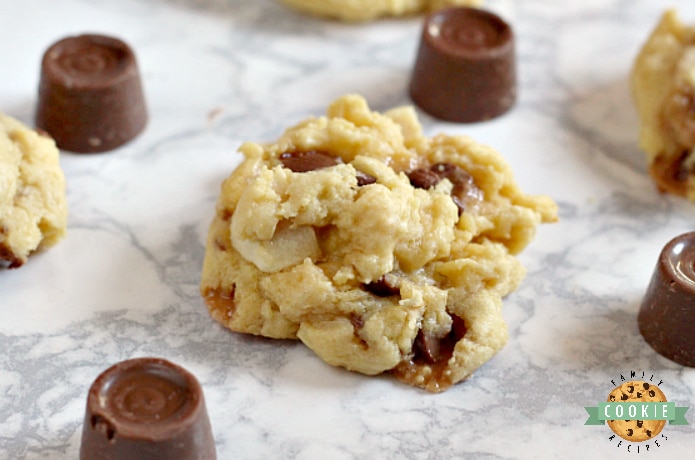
[2,0,695,458]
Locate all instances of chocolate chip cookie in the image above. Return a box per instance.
[607,381,667,442]
[279,0,482,22]
[200,94,557,392]
[0,113,67,268]
[631,9,695,200]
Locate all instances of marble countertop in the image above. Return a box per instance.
[2,0,695,458]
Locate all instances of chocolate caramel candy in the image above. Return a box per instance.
[36,34,147,153]
[409,7,516,123]
[79,357,216,460]
[639,232,695,367]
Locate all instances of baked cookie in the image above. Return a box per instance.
[631,9,695,200]
[0,113,67,268]
[200,94,557,392]
[606,381,667,442]
[278,0,482,22]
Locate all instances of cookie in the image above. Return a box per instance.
[278,0,482,22]
[0,113,67,268]
[200,94,557,392]
[631,9,695,200]
[606,381,667,442]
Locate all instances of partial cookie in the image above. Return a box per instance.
[606,381,667,442]
[200,94,557,392]
[279,0,482,22]
[631,9,695,200]
[0,113,67,268]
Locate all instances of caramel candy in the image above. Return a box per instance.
[639,232,695,367]
[79,358,216,460]
[409,7,516,123]
[36,34,147,153]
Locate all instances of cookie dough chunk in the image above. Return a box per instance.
[0,113,67,268]
[279,0,482,22]
[200,95,557,392]
[631,10,695,200]
[607,381,667,442]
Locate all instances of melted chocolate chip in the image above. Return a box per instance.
[364,274,400,297]
[279,150,340,172]
[413,314,467,365]
[356,171,377,186]
[431,163,483,214]
[414,330,442,364]
[407,163,483,214]
[407,168,441,190]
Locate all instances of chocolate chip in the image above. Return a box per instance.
[627,429,634,437]
[414,329,442,364]
[356,171,377,186]
[627,385,635,393]
[364,274,400,297]
[621,393,629,401]
[649,390,656,397]
[430,163,483,214]
[407,168,441,190]
[406,163,483,215]
[637,420,644,428]
[412,314,467,365]
[643,382,651,390]
[279,150,340,172]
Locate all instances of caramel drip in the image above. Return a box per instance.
[649,151,689,197]
[391,315,468,393]
[203,288,236,321]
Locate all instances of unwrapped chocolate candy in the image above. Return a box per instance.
[36,34,147,153]
[409,7,516,123]
[79,357,216,460]
[639,232,695,367]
